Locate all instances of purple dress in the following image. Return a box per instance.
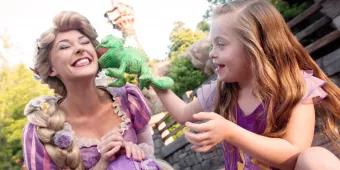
[22,84,160,170]
[196,70,327,170]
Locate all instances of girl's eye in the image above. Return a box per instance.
[217,42,225,47]
[216,39,225,46]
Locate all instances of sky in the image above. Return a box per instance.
[0,0,209,67]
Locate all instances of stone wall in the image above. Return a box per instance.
[153,128,224,170]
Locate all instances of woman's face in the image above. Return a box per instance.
[209,14,252,84]
[48,30,98,82]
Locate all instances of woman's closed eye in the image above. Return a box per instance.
[58,44,70,50]
[80,39,90,45]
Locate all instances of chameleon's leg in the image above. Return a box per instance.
[139,65,153,89]
[151,76,174,90]
[105,62,127,87]
[109,78,126,87]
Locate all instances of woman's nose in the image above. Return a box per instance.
[75,48,84,55]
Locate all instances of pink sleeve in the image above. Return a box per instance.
[125,84,152,134]
[301,70,328,104]
[196,81,217,112]
[22,123,56,170]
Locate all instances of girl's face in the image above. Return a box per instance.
[49,30,98,81]
[209,14,252,84]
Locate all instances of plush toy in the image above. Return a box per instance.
[97,34,174,90]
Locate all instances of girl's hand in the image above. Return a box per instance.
[109,3,135,36]
[97,128,124,163]
[185,112,233,152]
[123,141,145,161]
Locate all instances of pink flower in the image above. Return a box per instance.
[53,129,73,149]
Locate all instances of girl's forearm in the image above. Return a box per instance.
[153,88,196,124]
[227,125,302,170]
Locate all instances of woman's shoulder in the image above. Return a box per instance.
[103,84,148,106]
[23,95,60,127]
[24,95,59,115]
[103,84,151,132]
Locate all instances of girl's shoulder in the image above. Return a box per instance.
[197,80,218,112]
[301,70,327,104]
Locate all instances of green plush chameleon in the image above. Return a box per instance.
[97,34,174,90]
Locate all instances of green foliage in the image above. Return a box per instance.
[168,57,207,97]
[203,0,228,19]
[271,0,311,21]
[165,117,184,140]
[204,0,310,21]
[0,65,53,169]
[196,21,210,32]
[167,22,207,97]
[168,22,206,60]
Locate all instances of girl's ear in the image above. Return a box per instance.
[49,67,58,77]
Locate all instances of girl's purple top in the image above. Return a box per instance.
[196,70,327,170]
[22,84,160,170]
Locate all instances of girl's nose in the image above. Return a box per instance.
[209,50,217,59]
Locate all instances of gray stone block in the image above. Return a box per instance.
[321,0,340,18]
[168,156,174,164]
[333,15,340,30]
[173,163,180,170]
[330,73,340,86]
[193,164,202,170]
[185,144,192,151]
[316,48,340,76]
[201,160,212,170]
[196,152,203,161]
[184,157,193,167]
[179,159,187,167]
[202,152,214,159]
[179,152,187,159]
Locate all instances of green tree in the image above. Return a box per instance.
[168,57,207,97]
[168,22,206,60]
[203,0,228,19]
[203,0,310,21]
[0,65,53,169]
[270,0,311,21]
[166,22,207,97]
[196,20,210,32]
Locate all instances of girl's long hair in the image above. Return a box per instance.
[28,11,99,169]
[213,0,340,147]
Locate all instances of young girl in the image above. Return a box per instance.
[22,11,160,169]
[154,0,340,169]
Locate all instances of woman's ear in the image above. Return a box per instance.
[49,67,58,77]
